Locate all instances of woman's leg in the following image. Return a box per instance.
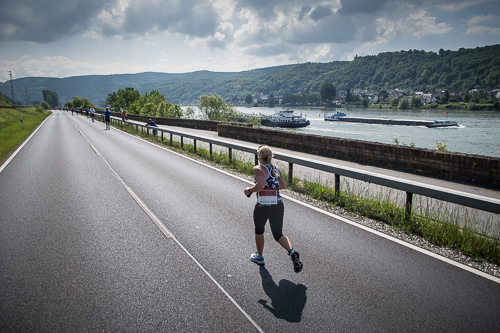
[255,234,265,255]
[253,204,268,255]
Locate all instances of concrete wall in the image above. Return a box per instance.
[112,112,223,131]
[218,124,500,189]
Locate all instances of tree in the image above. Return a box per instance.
[268,95,275,107]
[398,98,409,109]
[106,87,140,111]
[41,101,50,110]
[320,82,336,105]
[410,96,422,107]
[127,89,165,115]
[157,101,183,118]
[42,89,60,109]
[64,96,95,109]
[245,94,253,104]
[198,94,242,121]
[346,88,353,103]
[390,98,400,107]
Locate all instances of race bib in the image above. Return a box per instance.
[257,190,278,205]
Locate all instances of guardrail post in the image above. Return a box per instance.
[181,136,184,148]
[288,162,294,185]
[255,154,258,166]
[405,192,413,220]
[335,174,340,198]
[170,133,173,146]
[161,131,163,143]
[194,139,197,154]
[210,143,213,157]
[229,148,232,164]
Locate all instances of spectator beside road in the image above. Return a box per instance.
[146,119,158,136]
[121,108,128,122]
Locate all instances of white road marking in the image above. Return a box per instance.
[73,119,265,333]
[113,122,500,285]
[0,113,52,174]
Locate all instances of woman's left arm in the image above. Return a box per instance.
[244,165,266,196]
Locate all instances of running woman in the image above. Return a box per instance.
[244,145,303,273]
[90,107,95,122]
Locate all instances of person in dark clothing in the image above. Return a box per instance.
[104,108,112,130]
[146,119,158,136]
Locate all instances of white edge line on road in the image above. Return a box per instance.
[0,113,52,174]
[283,195,500,285]
[114,125,500,285]
[76,121,265,333]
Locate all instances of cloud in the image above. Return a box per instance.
[0,0,118,43]
[467,14,495,25]
[1,55,94,78]
[185,21,234,51]
[433,0,489,12]
[0,0,223,43]
[338,0,389,15]
[1,0,497,78]
[465,14,500,35]
[118,0,220,38]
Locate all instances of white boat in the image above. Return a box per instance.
[324,109,347,121]
[426,119,458,128]
[260,109,310,128]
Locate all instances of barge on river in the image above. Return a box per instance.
[333,117,458,127]
[260,109,310,128]
[324,109,347,121]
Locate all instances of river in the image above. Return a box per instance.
[235,106,500,158]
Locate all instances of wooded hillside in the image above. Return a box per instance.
[1,44,498,106]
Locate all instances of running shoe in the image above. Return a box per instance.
[250,251,265,265]
[290,250,303,273]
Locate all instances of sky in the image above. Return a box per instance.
[0,0,499,81]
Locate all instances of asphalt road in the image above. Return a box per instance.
[1,110,499,332]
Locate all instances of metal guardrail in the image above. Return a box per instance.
[110,117,500,218]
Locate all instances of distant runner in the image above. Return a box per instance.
[104,108,111,130]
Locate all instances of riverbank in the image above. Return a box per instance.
[219,123,500,189]
[234,106,500,158]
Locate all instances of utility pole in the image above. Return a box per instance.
[9,71,15,108]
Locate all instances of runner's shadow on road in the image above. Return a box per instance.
[258,266,307,322]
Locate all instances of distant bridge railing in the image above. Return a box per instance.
[109,117,500,219]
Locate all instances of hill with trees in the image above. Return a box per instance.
[1,44,498,106]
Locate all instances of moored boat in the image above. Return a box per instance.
[260,109,310,128]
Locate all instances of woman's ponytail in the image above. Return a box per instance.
[258,145,278,177]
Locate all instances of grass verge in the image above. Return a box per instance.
[0,107,52,165]
[115,121,500,265]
